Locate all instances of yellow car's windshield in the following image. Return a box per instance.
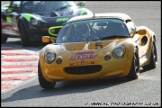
[56,18,130,43]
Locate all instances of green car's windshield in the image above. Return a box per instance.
[56,18,130,43]
[20,1,75,13]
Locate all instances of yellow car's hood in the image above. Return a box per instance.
[43,38,133,56]
[61,39,120,51]
[41,38,134,66]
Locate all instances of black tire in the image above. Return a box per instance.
[126,48,140,80]
[19,22,30,47]
[1,36,8,43]
[1,25,8,43]
[143,42,157,70]
[38,61,56,89]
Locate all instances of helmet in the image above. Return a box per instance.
[76,23,89,36]
[70,23,90,41]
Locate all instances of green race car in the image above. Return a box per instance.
[1,1,93,46]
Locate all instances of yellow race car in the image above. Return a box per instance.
[38,13,157,89]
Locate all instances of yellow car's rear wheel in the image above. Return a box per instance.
[143,42,157,70]
[38,61,56,89]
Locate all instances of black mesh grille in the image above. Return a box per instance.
[54,28,61,34]
[64,65,102,75]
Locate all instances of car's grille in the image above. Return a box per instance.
[64,65,102,75]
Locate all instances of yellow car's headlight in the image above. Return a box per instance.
[44,50,56,64]
[112,46,125,58]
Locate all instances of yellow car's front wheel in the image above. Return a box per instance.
[126,48,140,80]
[38,61,56,89]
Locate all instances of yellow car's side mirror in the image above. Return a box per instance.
[50,37,56,43]
[42,36,56,43]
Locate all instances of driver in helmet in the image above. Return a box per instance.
[74,23,90,41]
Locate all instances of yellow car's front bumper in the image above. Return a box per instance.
[39,39,135,82]
[40,57,132,82]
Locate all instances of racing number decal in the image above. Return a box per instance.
[56,18,69,22]
[95,42,103,49]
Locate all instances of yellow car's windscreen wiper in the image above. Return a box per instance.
[100,35,130,40]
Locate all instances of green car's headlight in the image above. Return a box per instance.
[49,28,55,34]
[45,50,56,64]
[112,46,125,58]
[31,18,39,25]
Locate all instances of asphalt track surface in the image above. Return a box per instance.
[1,1,161,107]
